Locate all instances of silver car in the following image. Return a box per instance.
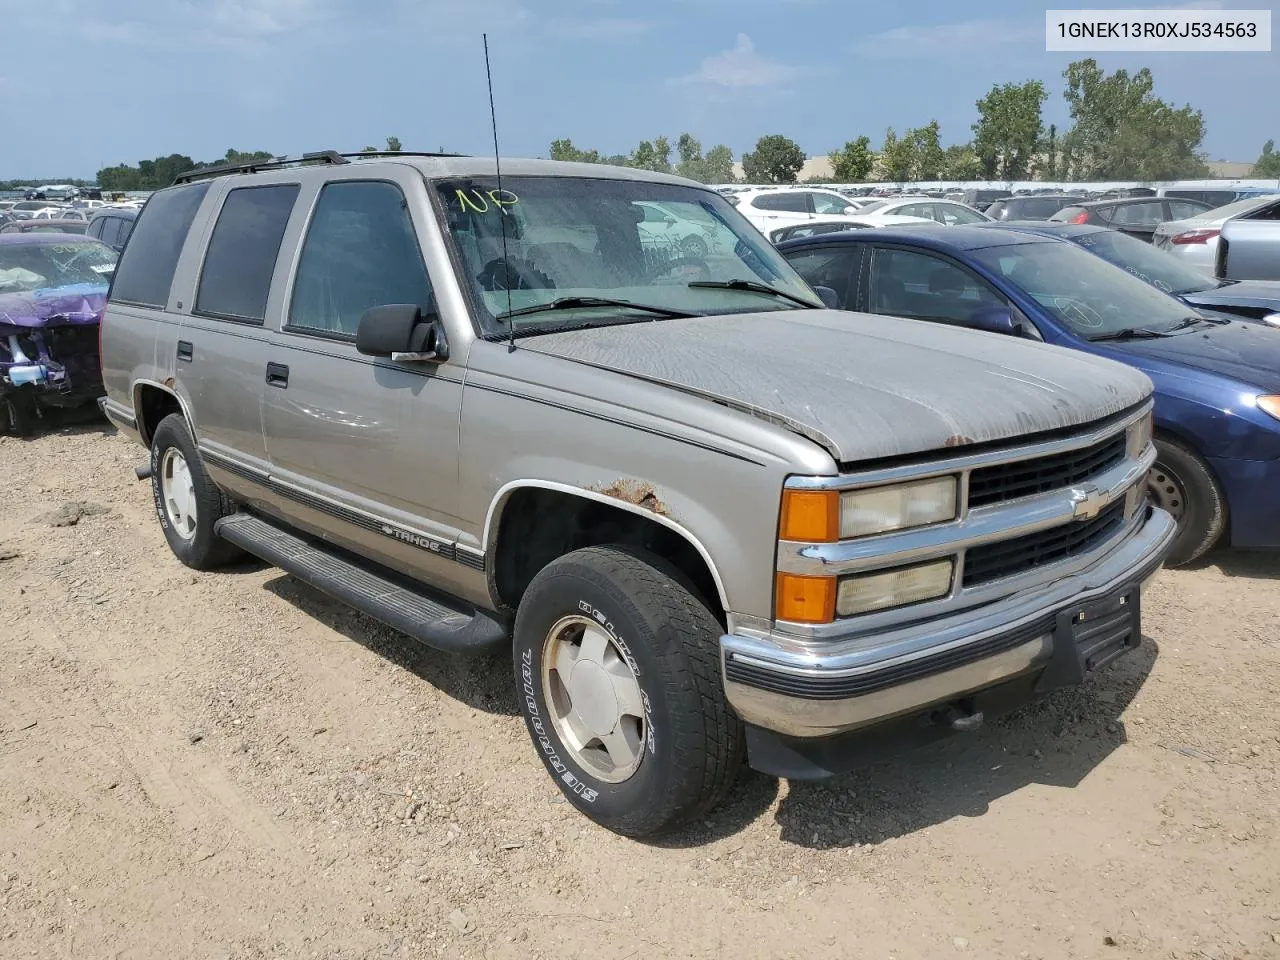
[97,151,1174,836]
[1152,193,1280,275]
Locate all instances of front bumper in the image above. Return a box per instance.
[720,504,1177,744]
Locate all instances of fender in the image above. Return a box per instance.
[132,378,198,446]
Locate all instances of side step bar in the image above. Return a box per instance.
[214,513,509,655]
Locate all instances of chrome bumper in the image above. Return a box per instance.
[721,505,1177,738]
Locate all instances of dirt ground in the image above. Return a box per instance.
[1,422,1277,960]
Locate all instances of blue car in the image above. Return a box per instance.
[971,220,1280,328]
[778,224,1280,565]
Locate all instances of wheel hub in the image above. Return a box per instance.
[161,448,198,540]
[1147,462,1186,522]
[542,615,646,784]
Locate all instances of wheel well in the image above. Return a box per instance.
[492,488,724,626]
[134,384,182,447]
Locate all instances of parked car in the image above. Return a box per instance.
[39,207,88,221]
[8,200,67,220]
[962,188,1012,208]
[1051,197,1212,243]
[1216,215,1280,282]
[975,221,1280,327]
[731,187,867,230]
[767,214,931,244]
[0,220,89,235]
[985,195,1086,221]
[633,200,730,258]
[1152,194,1280,276]
[98,151,1172,836]
[0,234,115,434]
[86,206,138,252]
[856,196,993,224]
[0,201,18,214]
[778,224,1280,565]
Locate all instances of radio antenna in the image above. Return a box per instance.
[483,33,516,352]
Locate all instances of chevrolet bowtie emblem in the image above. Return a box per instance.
[1069,484,1108,521]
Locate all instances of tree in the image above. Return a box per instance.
[1042,124,1058,180]
[1059,59,1207,180]
[223,148,274,165]
[1251,139,1280,178]
[940,144,983,181]
[703,144,735,183]
[879,128,916,183]
[549,138,601,163]
[742,135,804,183]
[385,136,402,152]
[829,136,873,182]
[360,146,378,153]
[627,136,671,173]
[973,80,1046,180]
[907,121,944,180]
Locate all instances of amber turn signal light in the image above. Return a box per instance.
[779,489,839,542]
[775,572,836,624]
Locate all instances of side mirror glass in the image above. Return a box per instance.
[967,305,1023,337]
[355,303,448,362]
[812,285,840,309]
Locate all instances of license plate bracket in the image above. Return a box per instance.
[1035,586,1142,693]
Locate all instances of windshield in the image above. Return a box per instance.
[0,240,117,293]
[1072,230,1216,296]
[434,176,819,336]
[970,240,1197,338]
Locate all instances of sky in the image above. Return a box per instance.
[0,0,1276,178]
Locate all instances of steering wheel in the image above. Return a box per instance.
[476,257,553,292]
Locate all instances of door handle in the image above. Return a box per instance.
[177,340,193,362]
[265,362,290,388]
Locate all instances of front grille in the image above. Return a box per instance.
[963,500,1126,587]
[968,433,1126,508]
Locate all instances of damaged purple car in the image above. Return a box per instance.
[1,234,116,435]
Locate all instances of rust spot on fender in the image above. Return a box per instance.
[163,377,175,389]
[594,479,671,518]
[944,434,975,448]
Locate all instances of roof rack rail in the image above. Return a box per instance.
[172,150,350,185]
[340,150,468,160]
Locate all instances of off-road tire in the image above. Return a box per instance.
[513,545,743,837]
[149,413,242,570]
[1152,435,1226,566]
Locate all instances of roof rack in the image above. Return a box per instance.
[340,151,467,160]
[172,150,349,185]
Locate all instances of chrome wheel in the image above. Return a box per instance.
[1148,461,1187,522]
[160,448,198,540]
[542,615,646,784]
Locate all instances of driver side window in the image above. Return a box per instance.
[868,247,1004,326]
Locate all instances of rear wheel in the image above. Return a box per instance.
[1149,436,1226,565]
[513,545,742,837]
[149,413,242,570]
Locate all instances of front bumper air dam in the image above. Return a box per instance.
[720,505,1177,779]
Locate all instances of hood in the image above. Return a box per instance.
[0,283,107,329]
[1182,280,1280,313]
[521,310,1152,463]
[1093,320,1280,394]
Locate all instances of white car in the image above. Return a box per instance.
[732,187,869,230]
[854,196,993,224]
[1152,193,1280,276]
[766,214,933,245]
[635,199,729,258]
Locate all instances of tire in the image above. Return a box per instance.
[513,545,742,837]
[1,390,38,438]
[1149,436,1226,566]
[149,413,242,570]
[680,234,709,258]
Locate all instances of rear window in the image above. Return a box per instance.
[109,182,210,307]
[195,184,299,323]
[754,193,808,212]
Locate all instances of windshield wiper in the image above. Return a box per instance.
[495,296,698,322]
[1169,313,1229,329]
[1088,327,1175,342]
[687,279,823,309]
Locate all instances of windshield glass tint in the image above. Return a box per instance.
[435,176,817,334]
[0,240,117,293]
[970,240,1194,337]
[1073,230,1215,296]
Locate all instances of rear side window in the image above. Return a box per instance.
[288,181,433,337]
[195,184,299,323]
[755,193,809,213]
[96,218,121,247]
[109,182,210,307]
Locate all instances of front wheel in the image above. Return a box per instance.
[1149,436,1226,565]
[513,546,742,837]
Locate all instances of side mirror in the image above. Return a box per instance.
[812,285,841,309]
[355,303,448,362]
[967,305,1024,337]
[1264,312,1280,329]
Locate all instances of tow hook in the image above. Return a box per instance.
[932,703,985,732]
[134,462,152,481]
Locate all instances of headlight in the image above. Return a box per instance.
[836,559,954,616]
[840,476,958,538]
[1257,395,1280,422]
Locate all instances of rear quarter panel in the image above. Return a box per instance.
[1220,219,1280,281]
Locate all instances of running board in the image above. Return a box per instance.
[214,513,508,655]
